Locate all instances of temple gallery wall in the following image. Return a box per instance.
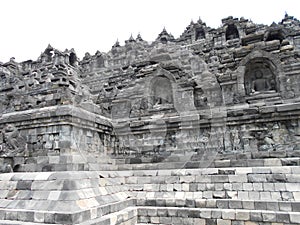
[0,14,299,225]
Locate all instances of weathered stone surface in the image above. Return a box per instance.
[0,13,300,225]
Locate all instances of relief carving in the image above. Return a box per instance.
[0,124,26,156]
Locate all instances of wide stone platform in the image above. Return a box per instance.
[0,149,299,224]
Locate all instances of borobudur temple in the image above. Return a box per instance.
[0,14,300,225]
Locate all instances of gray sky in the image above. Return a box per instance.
[1,0,299,62]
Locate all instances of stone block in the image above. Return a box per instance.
[167,208,177,217]
[248,174,266,182]
[224,183,232,191]
[182,183,189,191]
[245,222,258,225]
[232,183,243,191]
[144,208,155,217]
[247,159,264,167]
[286,174,300,182]
[252,183,263,191]
[213,191,226,199]
[293,192,300,201]
[232,221,245,225]
[195,199,206,208]
[263,183,274,191]
[229,175,248,183]
[217,200,228,209]
[0,210,5,220]
[206,199,216,208]
[157,208,168,217]
[17,211,34,222]
[214,160,231,168]
[279,202,292,212]
[150,216,160,224]
[260,191,271,200]
[217,219,231,225]
[292,202,300,212]
[222,209,235,220]
[248,191,260,200]
[276,212,290,223]
[212,210,222,219]
[227,191,238,199]
[270,192,282,201]
[262,211,277,222]
[274,183,286,191]
[193,218,206,225]
[203,191,213,199]
[236,210,250,220]
[238,191,249,200]
[242,200,254,210]
[266,201,279,210]
[243,183,253,191]
[171,217,183,224]
[165,198,176,207]
[252,167,271,174]
[206,218,217,225]
[250,211,262,221]
[281,191,294,201]
[254,201,267,210]
[211,175,229,183]
[206,183,215,191]
[229,200,242,209]
[289,212,300,224]
[200,209,211,218]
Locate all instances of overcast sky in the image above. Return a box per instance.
[1,0,299,62]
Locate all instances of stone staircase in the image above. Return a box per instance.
[0,171,137,225]
[0,149,299,224]
[98,149,300,225]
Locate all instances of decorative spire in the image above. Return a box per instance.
[128,34,136,43]
[136,33,143,42]
[112,39,120,48]
[156,27,174,43]
[197,17,203,24]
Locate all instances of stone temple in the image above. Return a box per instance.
[0,14,300,224]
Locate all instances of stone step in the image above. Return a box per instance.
[0,198,136,224]
[0,206,138,225]
[137,198,300,212]
[78,206,137,225]
[0,171,133,224]
[11,150,300,172]
[0,221,56,225]
[131,190,299,201]
[137,206,300,225]
[100,166,300,179]
[93,157,300,171]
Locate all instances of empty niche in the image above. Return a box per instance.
[151,76,173,106]
[194,87,207,108]
[195,27,205,40]
[69,52,77,66]
[244,58,277,95]
[265,29,285,43]
[225,24,239,41]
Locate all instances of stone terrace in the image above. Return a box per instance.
[0,14,300,224]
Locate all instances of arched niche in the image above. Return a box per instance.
[244,58,277,95]
[195,27,205,41]
[225,24,239,41]
[193,86,207,108]
[235,50,284,98]
[265,29,285,43]
[151,76,173,106]
[69,52,77,67]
